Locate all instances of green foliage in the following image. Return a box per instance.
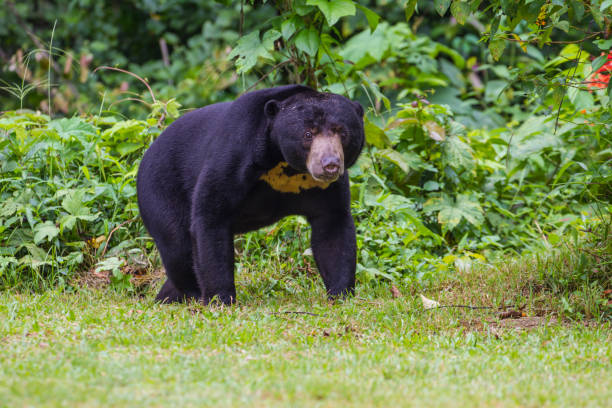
[357,99,610,259]
[0,111,156,287]
[0,0,243,115]
[538,224,612,319]
[224,0,382,89]
[0,0,610,303]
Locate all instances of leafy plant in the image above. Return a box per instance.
[0,1,609,304]
[0,111,155,288]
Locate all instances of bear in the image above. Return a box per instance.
[136,85,365,304]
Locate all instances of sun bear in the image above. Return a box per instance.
[137,85,365,304]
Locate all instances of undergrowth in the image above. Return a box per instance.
[0,109,610,319]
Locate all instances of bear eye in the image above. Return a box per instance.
[304,131,313,141]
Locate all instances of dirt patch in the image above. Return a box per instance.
[72,268,111,289]
[495,315,558,329]
[460,315,559,332]
[459,315,608,333]
[71,265,164,290]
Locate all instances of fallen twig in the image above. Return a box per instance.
[424,304,527,312]
[354,297,384,305]
[270,311,323,317]
[424,305,495,311]
[101,218,137,257]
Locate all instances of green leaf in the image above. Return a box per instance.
[48,117,96,141]
[0,197,20,217]
[102,119,146,140]
[568,0,584,21]
[559,44,581,60]
[294,27,320,56]
[485,80,508,102]
[434,43,466,68]
[423,181,440,191]
[0,256,18,271]
[592,54,607,73]
[442,135,474,171]
[551,161,577,187]
[62,190,89,216]
[60,190,99,232]
[555,20,570,33]
[378,149,411,174]
[424,194,484,230]
[95,257,125,273]
[434,0,451,16]
[281,16,303,40]
[372,194,443,244]
[488,38,506,61]
[596,39,612,50]
[59,215,77,232]
[294,1,314,15]
[602,0,612,11]
[340,27,388,64]
[306,0,356,26]
[165,99,181,118]
[567,86,595,111]
[450,1,470,25]
[116,142,141,156]
[33,221,60,244]
[23,244,51,269]
[355,4,380,33]
[489,16,500,36]
[405,0,418,21]
[364,117,391,148]
[591,4,605,28]
[228,30,281,74]
[229,31,260,73]
[65,251,84,267]
[357,71,391,110]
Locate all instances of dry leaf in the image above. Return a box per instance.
[87,235,106,249]
[424,121,445,141]
[419,294,440,309]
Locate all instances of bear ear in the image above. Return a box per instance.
[352,101,364,117]
[264,100,281,118]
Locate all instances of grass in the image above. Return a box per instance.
[1,244,611,408]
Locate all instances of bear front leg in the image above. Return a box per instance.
[309,211,357,298]
[191,216,236,305]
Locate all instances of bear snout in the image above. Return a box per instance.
[321,156,340,176]
[306,133,345,182]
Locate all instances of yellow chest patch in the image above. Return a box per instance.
[260,162,331,193]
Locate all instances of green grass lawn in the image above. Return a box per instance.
[1,259,611,408]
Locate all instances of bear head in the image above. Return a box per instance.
[265,91,364,182]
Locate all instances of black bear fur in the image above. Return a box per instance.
[136,85,365,304]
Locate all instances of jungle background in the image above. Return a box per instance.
[1,0,610,317]
[1,1,612,407]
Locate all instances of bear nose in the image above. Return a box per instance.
[321,156,340,175]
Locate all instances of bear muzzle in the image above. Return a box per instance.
[306,133,344,182]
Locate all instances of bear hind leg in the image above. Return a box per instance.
[151,224,201,303]
[152,230,201,303]
[156,279,200,303]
